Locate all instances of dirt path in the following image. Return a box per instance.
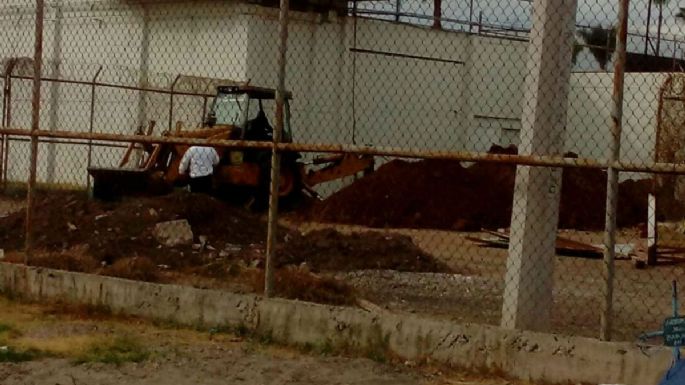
[0,296,526,385]
[2,351,428,385]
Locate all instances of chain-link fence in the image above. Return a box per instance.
[2,0,685,343]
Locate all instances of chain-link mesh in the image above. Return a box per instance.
[2,0,685,344]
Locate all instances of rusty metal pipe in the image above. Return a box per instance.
[8,136,127,148]
[264,0,290,298]
[86,66,103,191]
[201,96,208,124]
[600,0,629,342]
[650,75,672,266]
[2,60,16,190]
[168,75,181,131]
[26,0,45,263]
[6,128,685,174]
[9,75,215,98]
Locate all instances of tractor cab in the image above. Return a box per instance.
[205,85,294,143]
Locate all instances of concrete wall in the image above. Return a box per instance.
[0,262,673,385]
[0,0,666,188]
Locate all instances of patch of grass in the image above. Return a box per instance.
[315,339,334,356]
[207,323,251,339]
[0,322,12,334]
[233,323,250,337]
[0,346,42,362]
[0,322,20,346]
[74,336,150,365]
[258,330,274,345]
[43,301,113,320]
[363,332,392,364]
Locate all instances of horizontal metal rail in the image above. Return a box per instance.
[0,127,683,174]
[349,48,465,65]
[9,75,217,99]
[6,136,128,149]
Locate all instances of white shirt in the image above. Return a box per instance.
[178,146,220,178]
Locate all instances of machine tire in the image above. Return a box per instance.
[254,159,303,211]
[278,164,303,210]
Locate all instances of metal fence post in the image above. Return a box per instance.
[0,60,9,191]
[46,0,63,185]
[25,0,46,263]
[86,66,102,191]
[2,59,16,191]
[600,0,630,342]
[168,74,181,131]
[264,0,290,297]
[201,96,208,124]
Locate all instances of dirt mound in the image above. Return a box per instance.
[0,191,446,303]
[0,191,272,267]
[308,145,652,231]
[279,229,450,272]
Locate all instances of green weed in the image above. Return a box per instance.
[74,336,150,365]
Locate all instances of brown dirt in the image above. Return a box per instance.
[0,191,447,305]
[250,267,357,306]
[280,229,450,273]
[307,145,654,231]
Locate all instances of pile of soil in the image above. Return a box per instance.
[308,145,653,231]
[280,229,449,272]
[0,191,447,305]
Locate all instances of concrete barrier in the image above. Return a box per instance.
[0,262,672,385]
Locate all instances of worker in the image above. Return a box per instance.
[178,146,220,194]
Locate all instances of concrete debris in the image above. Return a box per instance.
[153,219,193,247]
[591,243,635,258]
[148,208,158,217]
[199,235,208,249]
[250,259,262,268]
[0,249,4,260]
[192,244,202,251]
[466,230,610,259]
[219,250,230,258]
[94,213,109,221]
[67,222,77,231]
[224,243,242,253]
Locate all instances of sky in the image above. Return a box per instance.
[355,0,685,65]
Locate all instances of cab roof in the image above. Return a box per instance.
[217,85,293,100]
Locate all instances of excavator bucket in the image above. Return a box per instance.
[89,168,170,201]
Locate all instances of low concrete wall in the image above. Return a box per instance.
[0,263,671,384]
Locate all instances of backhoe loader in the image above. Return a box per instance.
[87,85,373,205]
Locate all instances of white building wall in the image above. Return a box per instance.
[0,1,667,189]
[465,36,528,152]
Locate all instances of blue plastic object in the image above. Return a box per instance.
[648,281,685,385]
[658,359,685,385]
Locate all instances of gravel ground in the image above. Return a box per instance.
[0,297,525,385]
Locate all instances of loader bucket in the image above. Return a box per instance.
[88,167,172,201]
